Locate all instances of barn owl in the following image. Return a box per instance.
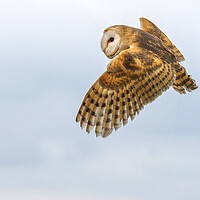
[76,17,197,138]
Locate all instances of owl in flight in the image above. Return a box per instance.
[76,17,197,137]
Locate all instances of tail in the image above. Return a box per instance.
[173,63,198,94]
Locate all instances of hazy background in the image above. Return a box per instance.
[0,0,199,199]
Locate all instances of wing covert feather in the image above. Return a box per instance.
[76,47,175,137]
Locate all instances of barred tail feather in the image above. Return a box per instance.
[173,64,198,94]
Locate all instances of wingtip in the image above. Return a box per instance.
[80,120,87,129]
[139,17,150,30]
[139,17,149,23]
[139,17,146,21]
[123,119,128,126]
[95,131,102,137]
[76,117,80,123]
[76,112,81,122]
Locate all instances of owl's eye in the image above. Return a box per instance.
[109,37,114,42]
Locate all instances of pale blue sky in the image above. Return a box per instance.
[0,0,199,199]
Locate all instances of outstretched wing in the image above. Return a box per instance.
[140,17,185,62]
[76,47,175,137]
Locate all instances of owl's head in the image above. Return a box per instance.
[101,25,134,59]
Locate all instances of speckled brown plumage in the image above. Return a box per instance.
[76,17,198,137]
